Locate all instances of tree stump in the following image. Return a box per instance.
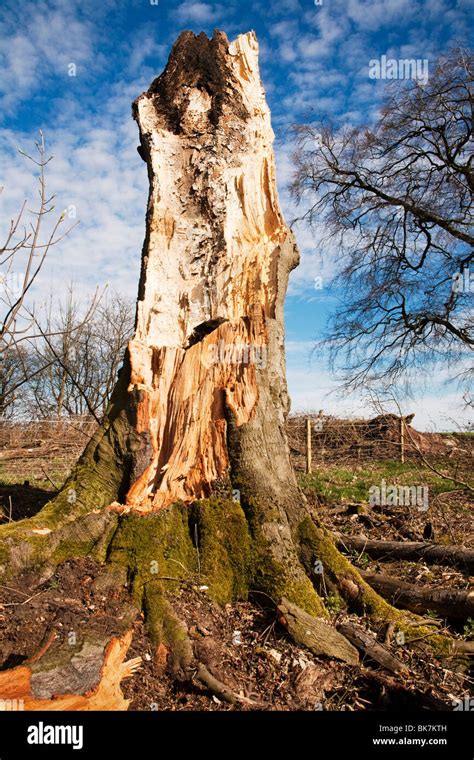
[0,30,457,710]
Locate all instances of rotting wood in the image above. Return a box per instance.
[336,534,474,573]
[0,631,140,711]
[359,570,474,620]
[337,621,408,675]
[277,598,360,665]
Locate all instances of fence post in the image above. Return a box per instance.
[306,417,312,474]
[400,415,405,464]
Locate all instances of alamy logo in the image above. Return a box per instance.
[369,55,429,85]
[452,268,474,293]
[369,479,429,511]
[452,696,474,711]
[27,722,83,750]
[0,698,24,710]
[207,340,267,369]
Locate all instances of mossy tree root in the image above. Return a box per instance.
[0,495,459,665]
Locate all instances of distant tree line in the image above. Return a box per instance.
[0,133,134,423]
[0,289,134,421]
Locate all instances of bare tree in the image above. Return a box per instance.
[28,288,134,421]
[292,49,473,394]
[0,132,77,351]
[0,133,100,417]
[0,346,31,418]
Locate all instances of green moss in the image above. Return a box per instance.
[107,504,198,605]
[243,498,326,617]
[191,499,252,604]
[50,516,118,566]
[277,577,326,617]
[0,511,119,582]
[298,517,399,623]
[145,582,191,656]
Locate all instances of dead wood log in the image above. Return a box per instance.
[361,669,450,711]
[277,598,359,664]
[359,570,474,620]
[336,533,474,573]
[337,621,409,675]
[194,663,263,707]
[0,630,140,711]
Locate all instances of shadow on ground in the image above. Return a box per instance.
[0,482,57,522]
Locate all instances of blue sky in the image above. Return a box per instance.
[0,0,472,429]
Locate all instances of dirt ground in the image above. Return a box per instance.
[0,554,470,711]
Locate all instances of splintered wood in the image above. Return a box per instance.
[123,31,296,511]
[0,631,140,711]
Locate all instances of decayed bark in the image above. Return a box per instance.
[0,30,462,710]
[337,622,408,675]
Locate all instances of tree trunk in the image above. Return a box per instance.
[0,30,456,710]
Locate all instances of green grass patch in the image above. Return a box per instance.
[300,461,459,505]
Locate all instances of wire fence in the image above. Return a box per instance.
[286,413,471,472]
[0,417,96,484]
[0,413,471,484]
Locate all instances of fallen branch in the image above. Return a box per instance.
[336,533,474,573]
[337,621,409,675]
[361,669,450,710]
[193,663,263,708]
[359,569,474,620]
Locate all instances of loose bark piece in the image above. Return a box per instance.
[0,631,140,711]
[337,622,409,675]
[277,598,359,665]
[360,570,474,620]
[336,534,474,573]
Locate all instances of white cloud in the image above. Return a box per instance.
[0,3,94,111]
[345,0,417,31]
[175,2,226,24]
[127,36,168,75]
[0,92,147,307]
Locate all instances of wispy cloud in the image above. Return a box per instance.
[175,1,227,24]
[0,2,95,112]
